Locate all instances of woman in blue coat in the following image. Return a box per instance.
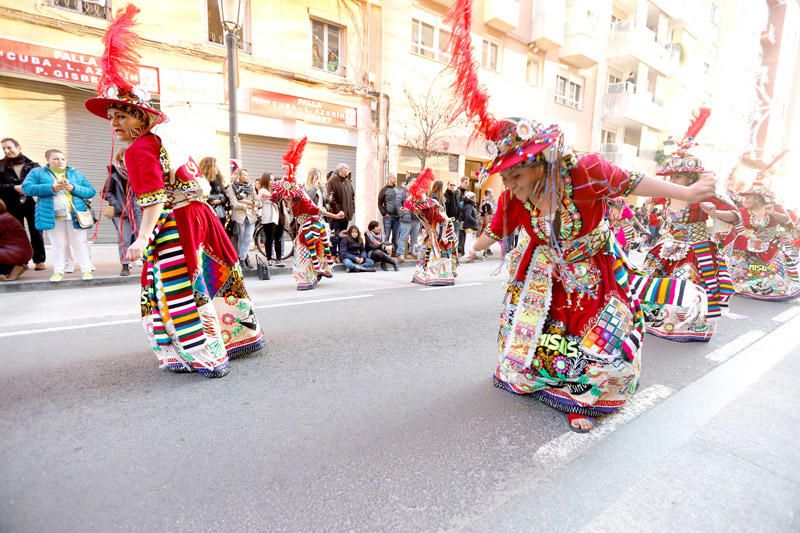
[22,149,96,281]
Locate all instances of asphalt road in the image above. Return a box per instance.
[1,261,798,532]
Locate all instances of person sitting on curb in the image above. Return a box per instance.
[339,225,376,272]
[365,220,399,271]
[0,198,33,281]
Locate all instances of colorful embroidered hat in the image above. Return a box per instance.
[657,108,710,176]
[444,0,561,182]
[741,150,787,203]
[273,137,308,201]
[403,168,438,211]
[84,4,164,124]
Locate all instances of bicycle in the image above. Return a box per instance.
[254,221,295,261]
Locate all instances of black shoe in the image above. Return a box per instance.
[380,262,388,271]
[363,266,377,272]
[120,265,130,277]
[392,260,399,272]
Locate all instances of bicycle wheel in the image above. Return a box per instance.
[280,227,295,260]
[254,224,268,257]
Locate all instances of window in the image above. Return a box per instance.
[526,55,541,86]
[601,129,617,145]
[410,14,451,62]
[50,0,110,19]
[481,39,499,71]
[207,0,251,53]
[312,19,345,75]
[555,74,583,110]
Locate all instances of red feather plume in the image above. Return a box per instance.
[282,136,307,182]
[408,168,435,200]
[444,0,506,142]
[683,107,711,141]
[97,4,141,97]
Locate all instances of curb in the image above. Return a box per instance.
[0,259,416,293]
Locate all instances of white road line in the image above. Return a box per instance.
[532,384,674,464]
[0,294,376,338]
[705,329,767,362]
[723,312,747,320]
[0,318,139,338]
[773,305,800,323]
[418,282,483,291]
[254,294,373,309]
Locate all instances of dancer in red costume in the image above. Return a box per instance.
[84,5,264,377]
[446,0,714,431]
[642,109,740,342]
[404,168,458,286]
[721,157,799,301]
[272,137,344,291]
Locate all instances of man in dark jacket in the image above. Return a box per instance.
[327,163,355,255]
[456,176,470,255]
[377,174,401,252]
[444,180,461,219]
[0,138,44,269]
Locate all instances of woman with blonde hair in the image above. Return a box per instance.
[198,156,230,229]
[304,168,325,209]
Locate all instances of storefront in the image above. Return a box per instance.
[0,38,160,244]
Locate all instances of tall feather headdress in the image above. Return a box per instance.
[658,107,711,175]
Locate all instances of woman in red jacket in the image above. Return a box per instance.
[83,6,264,377]
[0,198,33,281]
[642,110,740,342]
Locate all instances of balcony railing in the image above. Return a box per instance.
[50,0,111,19]
[608,21,680,75]
[603,89,667,131]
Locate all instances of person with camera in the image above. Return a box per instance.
[365,220,399,271]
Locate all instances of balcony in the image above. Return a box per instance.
[484,0,520,33]
[559,13,601,68]
[602,83,668,132]
[607,21,680,77]
[530,0,565,51]
[429,0,454,7]
[600,143,658,174]
[649,0,689,23]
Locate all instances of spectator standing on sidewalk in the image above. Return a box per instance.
[397,177,417,260]
[479,188,496,256]
[226,168,261,270]
[457,176,470,255]
[460,191,480,261]
[339,225,376,272]
[103,149,142,276]
[304,168,326,209]
[378,174,401,253]
[257,173,285,267]
[22,149,95,281]
[0,138,45,270]
[0,198,33,281]
[444,180,461,220]
[327,163,355,256]
[365,220,399,271]
[199,156,231,232]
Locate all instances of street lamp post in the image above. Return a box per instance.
[219,0,243,162]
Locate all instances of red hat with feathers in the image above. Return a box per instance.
[445,0,562,181]
[657,108,710,176]
[273,137,308,201]
[404,168,445,220]
[84,4,164,123]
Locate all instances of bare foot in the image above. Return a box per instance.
[570,417,593,431]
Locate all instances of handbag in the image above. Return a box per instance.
[256,255,270,280]
[102,204,116,218]
[73,207,95,229]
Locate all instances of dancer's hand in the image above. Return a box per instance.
[335,211,345,219]
[126,238,148,262]
[699,202,716,216]
[683,172,715,202]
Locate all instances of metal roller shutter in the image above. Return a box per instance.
[235,134,357,186]
[0,76,118,243]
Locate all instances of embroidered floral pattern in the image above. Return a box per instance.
[137,189,167,207]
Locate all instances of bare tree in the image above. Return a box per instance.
[402,74,466,169]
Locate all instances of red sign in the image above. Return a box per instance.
[250,89,357,128]
[0,38,160,94]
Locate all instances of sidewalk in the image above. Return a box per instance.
[0,243,492,293]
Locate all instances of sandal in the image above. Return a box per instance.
[567,413,595,433]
